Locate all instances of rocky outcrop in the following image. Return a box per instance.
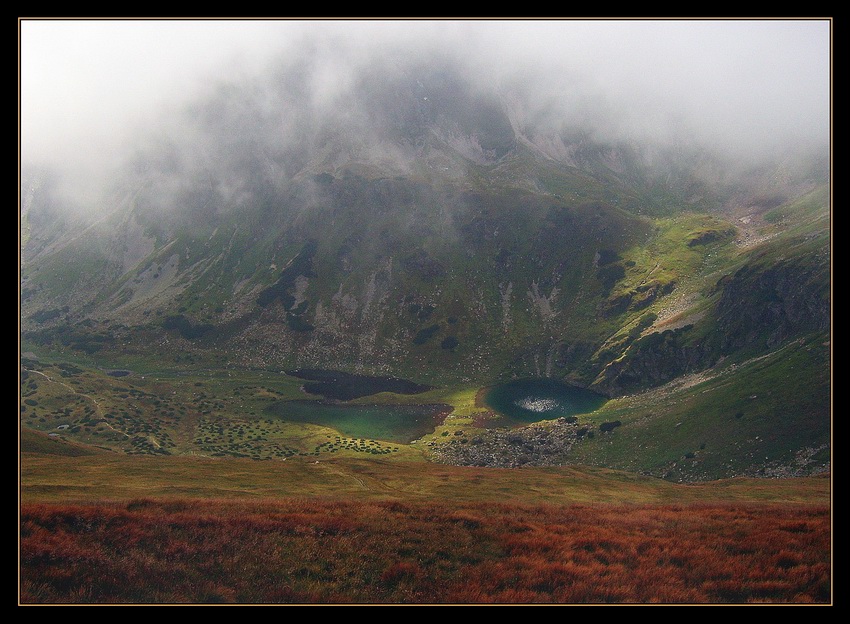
[428,418,583,468]
[713,252,830,351]
[594,244,830,396]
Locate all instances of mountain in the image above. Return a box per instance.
[20,51,831,481]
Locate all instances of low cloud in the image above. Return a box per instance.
[20,18,831,210]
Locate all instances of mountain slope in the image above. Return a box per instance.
[20,55,830,480]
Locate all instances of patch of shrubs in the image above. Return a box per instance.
[162,314,214,340]
[413,324,441,345]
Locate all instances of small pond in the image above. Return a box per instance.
[264,401,449,444]
[287,369,432,401]
[483,378,607,425]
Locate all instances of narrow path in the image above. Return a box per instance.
[313,462,370,491]
[315,460,426,498]
[597,262,663,350]
[24,369,128,438]
[25,369,103,415]
[636,262,660,289]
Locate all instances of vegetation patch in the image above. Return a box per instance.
[256,241,317,308]
[441,336,459,350]
[413,324,441,345]
[29,307,68,324]
[20,499,830,604]
[162,315,214,340]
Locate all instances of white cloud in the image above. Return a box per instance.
[19,18,831,182]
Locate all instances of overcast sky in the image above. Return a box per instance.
[20,18,831,175]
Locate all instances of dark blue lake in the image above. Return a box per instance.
[484,378,607,424]
[286,369,432,401]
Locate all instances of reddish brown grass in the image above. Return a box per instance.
[19,499,831,604]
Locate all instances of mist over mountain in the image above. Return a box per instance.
[21,20,829,208]
[20,20,831,481]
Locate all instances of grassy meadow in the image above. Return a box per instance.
[20,438,831,605]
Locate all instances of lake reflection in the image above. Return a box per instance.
[484,378,607,424]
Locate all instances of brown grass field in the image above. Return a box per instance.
[18,448,832,605]
[20,498,830,604]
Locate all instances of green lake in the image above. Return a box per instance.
[264,401,449,443]
[483,378,607,424]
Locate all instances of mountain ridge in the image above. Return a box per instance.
[20,55,830,480]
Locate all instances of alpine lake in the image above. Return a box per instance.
[265,371,606,443]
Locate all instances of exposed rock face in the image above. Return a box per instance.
[499,281,513,333]
[528,281,559,324]
[594,328,718,396]
[593,246,830,396]
[713,254,830,352]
